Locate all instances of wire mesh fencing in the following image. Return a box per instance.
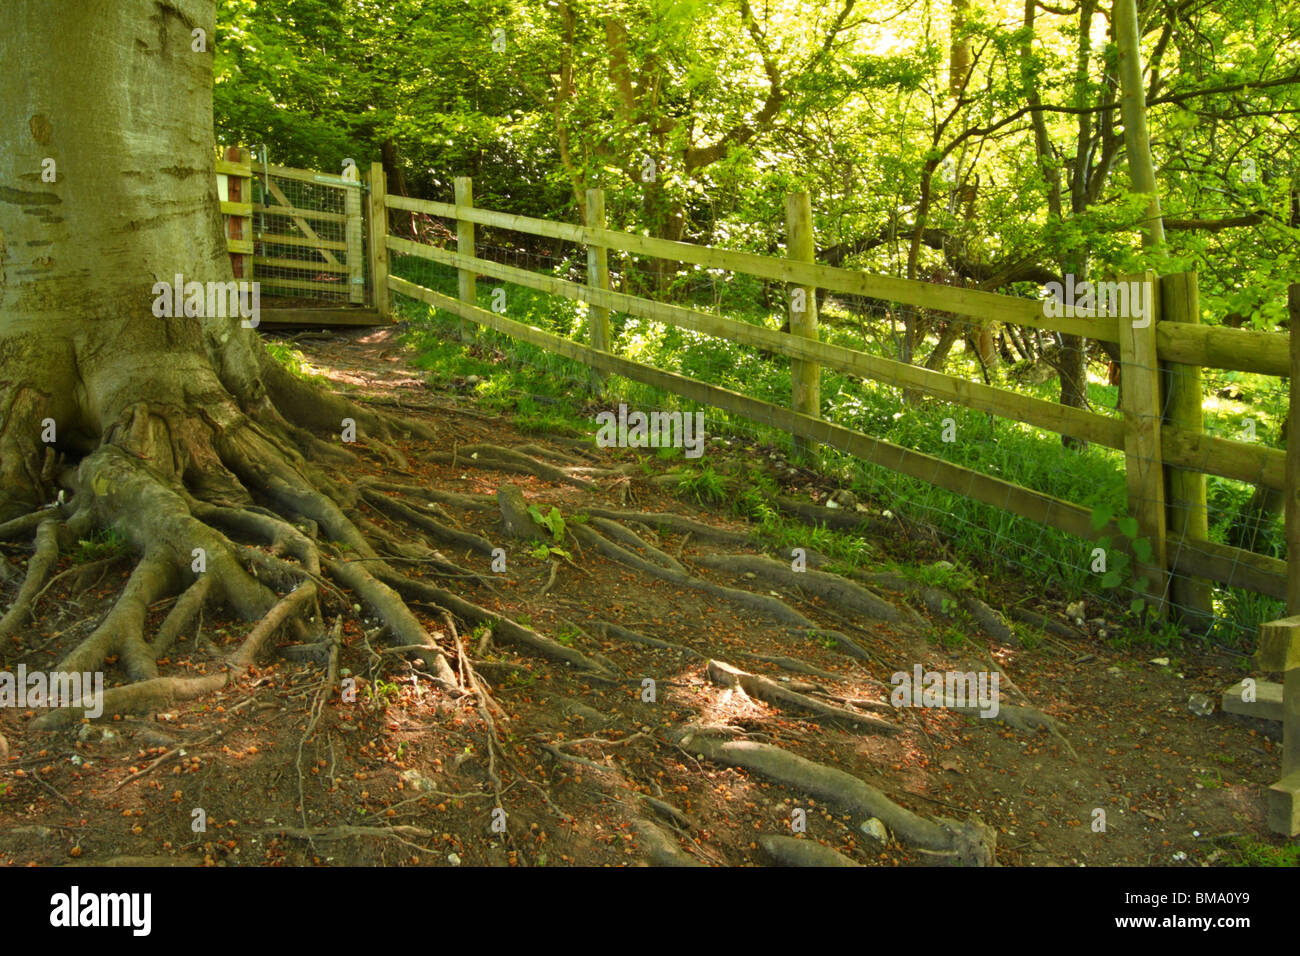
[252,167,366,304]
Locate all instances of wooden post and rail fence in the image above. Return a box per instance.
[214,156,1300,832]
[370,180,1294,612]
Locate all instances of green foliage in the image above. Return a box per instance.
[676,465,728,505]
[527,505,572,560]
[264,341,327,385]
[528,505,566,543]
[75,529,128,563]
[1225,838,1300,867]
[363,677,401,710]
[912,560,977,593]
[936,626,967,649]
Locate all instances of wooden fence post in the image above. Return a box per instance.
[216,146,253,279]
[1119,270,1169,614]
[586,188,610,388]
[1289,283,1300,615]
[344,170,364,304]
[1257,287,1300,836]
[367,162,391,319]
[786,191,819,458]
[454,177,477,341]
[1260,614,1300,835]
[1160,271,1213,627]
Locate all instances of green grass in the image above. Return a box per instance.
[265,341,329,385]
[1224,837,1300,867]
[75,528,129,563]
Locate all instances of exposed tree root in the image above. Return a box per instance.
[362,488,496,557]
[677,728,996,866]
[635,793,692,830]
[373,568,611,675]
[573,521,873,662]
[323,559,458,691]
[845,569,1011,637]
[1009,605,1084,641]
[900,682,1077,757]
[571,524,799,626]
[772,495,894,537]
[58,550,178,681]
[445,610,506,801]
[262,824,435,854]
[759,835,863,867]
[32,673,228,730]
[589,620,706,659]
[634,818,705,867]
[514,443,589,465]
[190,500,320,575]
[0,511,52,542]
[293,616,341,830]
[430,444,593,489]
[579,507,756,548]
[587,517,684,572]
[228,583,318,670]
[358,479,495,513]
[744,654,839,679]
[586,617,795,677]
[536,560,560,597]
[691,553,902,624]
[961,594,1017,644]
[0,518,62,639]
[31,555,124,612]
[705,659,897,733]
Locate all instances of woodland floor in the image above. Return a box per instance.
[0,324,1288,868]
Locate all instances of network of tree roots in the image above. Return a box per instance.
[0,334,1281,867]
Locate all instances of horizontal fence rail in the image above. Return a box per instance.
[385,195,1122,343]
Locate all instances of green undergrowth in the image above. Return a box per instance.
[74,528,129,563]
[1223,837,1300,867]
[265,340,330,386]
[389,253,1285,650]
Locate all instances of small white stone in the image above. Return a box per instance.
[447,852,461,866]
[859,817,890,845]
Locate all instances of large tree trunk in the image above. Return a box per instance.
[1,0,328,518]
[0,0,464,724]
[2,0,411,498]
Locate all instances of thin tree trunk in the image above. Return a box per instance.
[1114,0,1166,251]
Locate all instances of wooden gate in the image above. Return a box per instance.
[215,146,389,327]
